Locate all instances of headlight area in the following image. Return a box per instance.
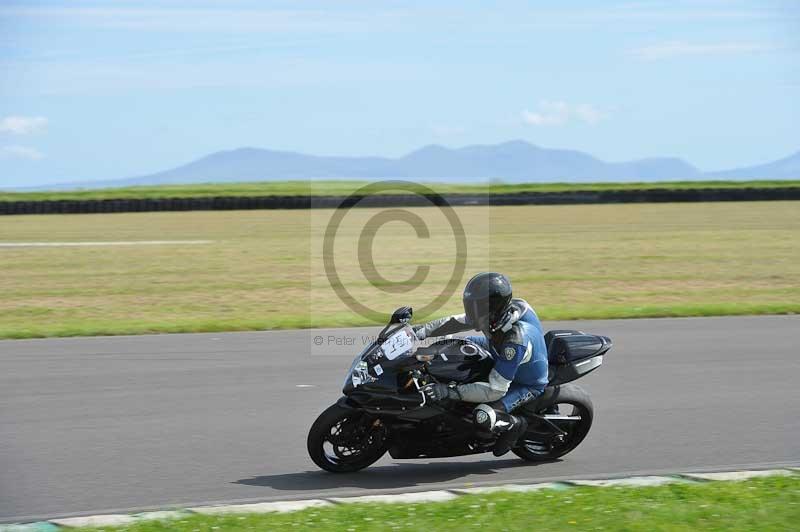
[350,360,377,387]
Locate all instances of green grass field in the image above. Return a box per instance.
[70,475,800,532]
[0,201,798,339]
[1,179,799,202]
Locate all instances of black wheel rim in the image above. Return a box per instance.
[321,414,382,466]
[521,401,589,456]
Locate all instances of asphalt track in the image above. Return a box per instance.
[2,316,799,523]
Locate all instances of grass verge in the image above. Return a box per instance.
[2,179,799,202]
[0,303,798,340]
[1,202,798,339]
[71,475,800,531]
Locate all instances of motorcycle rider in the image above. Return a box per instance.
[416,272,549,456]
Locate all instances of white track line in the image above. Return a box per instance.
[0,240,213,247]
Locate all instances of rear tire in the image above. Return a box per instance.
[512,383,593,462]
[307,402,388,473]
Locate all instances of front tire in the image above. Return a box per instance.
[307,402,388,473]
[513,383,593,462]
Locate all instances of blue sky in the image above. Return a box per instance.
[0,0,798,187]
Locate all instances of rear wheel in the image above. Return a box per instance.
[307,402,388,473]
[512,384,593,462]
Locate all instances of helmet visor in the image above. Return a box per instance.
[463,296,492,332]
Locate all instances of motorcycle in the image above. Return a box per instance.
[307,307,611,473]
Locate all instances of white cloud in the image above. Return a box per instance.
[522,101,607,127]
[0,145,45,160]
[0,116,48,135]
[633,41,776,61]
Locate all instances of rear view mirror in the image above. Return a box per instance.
[390,306,413,324]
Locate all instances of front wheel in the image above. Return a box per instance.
[307,402,388,473]
[513,384,593,462]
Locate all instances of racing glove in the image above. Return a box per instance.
[420,383,461,402]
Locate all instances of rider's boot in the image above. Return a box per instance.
[492,413,528,457]
[472,405,528,457]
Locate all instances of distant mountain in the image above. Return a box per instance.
[706,150,800,180]
[78,140,701,188]
[27,141,800,190]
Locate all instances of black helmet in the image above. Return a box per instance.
[462,272,512,333]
